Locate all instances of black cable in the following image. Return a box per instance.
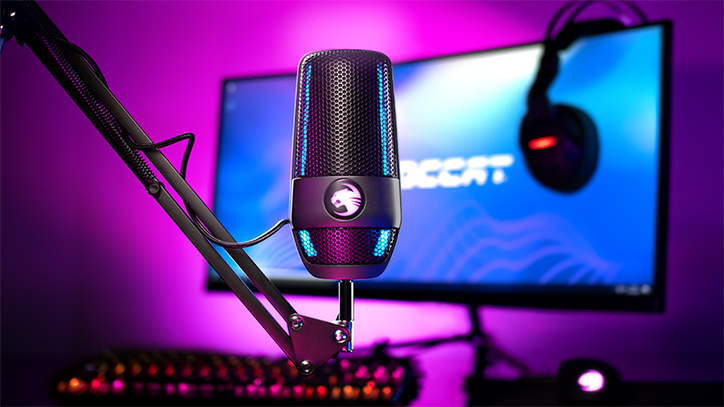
[193,217,291,249]
[54,36,108,88]
[15,1,286,249]
[51,31,289,249]
[16,0,157,186]
[130,132,195,179]
[131,132,289,248]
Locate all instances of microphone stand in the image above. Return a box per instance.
[1,0,348,376]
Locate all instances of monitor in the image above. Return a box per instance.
[209,21,671,311]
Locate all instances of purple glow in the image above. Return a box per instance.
[578,370,605,392]
[1,2,722,407]
[2,0,537,359]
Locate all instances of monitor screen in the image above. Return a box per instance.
[209,22,670,311]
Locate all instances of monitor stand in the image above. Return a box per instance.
[378,304,530,406]
[464,304,488,406]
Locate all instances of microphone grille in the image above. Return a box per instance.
[293,50,398,178]
[297,228,398,265]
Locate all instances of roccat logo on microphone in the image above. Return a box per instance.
[324,179,365,220]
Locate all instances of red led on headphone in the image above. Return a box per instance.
[528,135,559,150]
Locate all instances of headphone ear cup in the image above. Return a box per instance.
[520,104,599,192]
[554,104,599,190]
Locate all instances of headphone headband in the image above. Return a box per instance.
[519,0,649,193]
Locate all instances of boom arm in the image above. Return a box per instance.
[0,0,348,375]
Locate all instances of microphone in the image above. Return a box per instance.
[289,49,401,281]
[289,50,402,351]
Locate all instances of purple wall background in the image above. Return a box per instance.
[2,1,722,406]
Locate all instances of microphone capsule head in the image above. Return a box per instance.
[290,50,401,280]
[293,49,398,178]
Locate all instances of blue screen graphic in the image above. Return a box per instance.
[212,24,666,302]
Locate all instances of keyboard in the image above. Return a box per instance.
[50,348,419,405]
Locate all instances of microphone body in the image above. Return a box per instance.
[290,50,401,280]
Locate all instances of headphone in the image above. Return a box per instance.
[519,1,647,193]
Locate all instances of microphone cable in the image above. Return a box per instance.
[130,131,291,249]
[54,36,108,88]
[54,35,290,248]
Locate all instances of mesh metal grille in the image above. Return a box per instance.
[297,228,398,265]
[294,50,397,178]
